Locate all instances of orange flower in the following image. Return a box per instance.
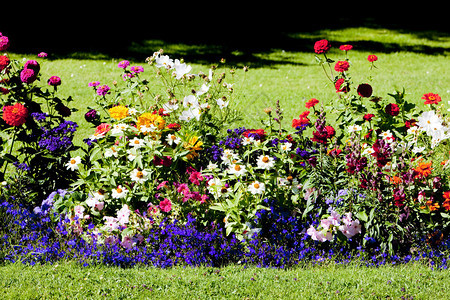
[414,161,432,178]
[389,175,402,185]
[420,200,440,211]
[443,199,450,211]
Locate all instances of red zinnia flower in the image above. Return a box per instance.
[339,44,353,51]
[2,103,28,126]
[242,129,266,140]
[357,83,373,98]
[422,93,441,105]
[335,78,349,93]
[325,125,335,138]
[314,39,331,54]
[305,98,319,109]
[334,61,350,72]
[367,55,378,62]
[0,55,10,72]
[95,123,111,135]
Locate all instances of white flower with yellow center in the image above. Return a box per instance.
[129,137,145,148]
[227,163,247,177]
[248,181,265,195]
[347,124,362,133]
[65,156,81,171]
[111,185,128,199]
[256,154,275,170]
[130,169,148,184]
[166,133,181,146]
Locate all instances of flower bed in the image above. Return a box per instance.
[1,33,450,268]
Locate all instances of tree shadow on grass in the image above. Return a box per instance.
[5,13,449,67]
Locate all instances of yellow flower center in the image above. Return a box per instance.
[136,171,144,178]
[234,165,241,171]
[254,183,260,189]
[262,156,269,163]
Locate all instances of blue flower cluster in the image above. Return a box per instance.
[37,119,78,152]
[1,198,449,269]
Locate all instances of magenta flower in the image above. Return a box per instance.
[20,68,38,84]
[118,60,130,69]
[48,75,61,86]
[0,34,10,51]
[24,60,40,73]
[38,52,48,58]
[130,66,144,74]
[88,81,100,87]
[96,84,110,96]
[159,198,172,213]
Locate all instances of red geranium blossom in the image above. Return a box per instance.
[367,55,378,62]
[2,102,28,126]
[314,39,331,54]
[334,61,350,72]
[305,98,319,109]
[363,113,375,121]
[422,93,441,105]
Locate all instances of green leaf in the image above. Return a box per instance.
[356,211,368,222]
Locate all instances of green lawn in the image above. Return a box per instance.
[1,261,449,299]
[9,27,449,144]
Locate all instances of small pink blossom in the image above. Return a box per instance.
[159,198,172,212]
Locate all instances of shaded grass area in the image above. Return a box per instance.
[1,261,449,299]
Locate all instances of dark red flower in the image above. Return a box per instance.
[314,39,331,54]
[357,83,373,98]
[385,103,400,116]
[405,119,417,129]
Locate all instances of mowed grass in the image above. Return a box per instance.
[1,261,450,299]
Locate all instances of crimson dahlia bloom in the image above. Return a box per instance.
[314,39,331,54]
[2,103,28,126]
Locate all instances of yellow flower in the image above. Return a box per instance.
[136,113,166,134]
[183,136,203,160]
[109,105,129,120]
